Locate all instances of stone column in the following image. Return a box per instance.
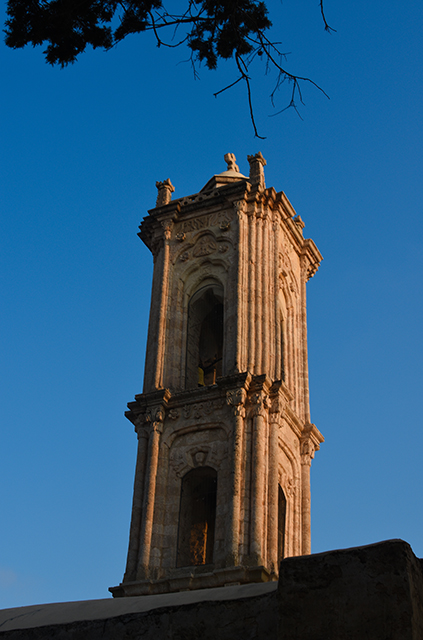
[154,221,173,389]
[300,435,315,555]
[234,199,247,372]
[255,205,263,373]
[225,387,247,566]
[136,407,164,579]
[247,209,256,372]
[273,218,281,381]
[300,257,311,423]
[250,390,269,564]
[267,393,282,575]
[123,423,149,582]
[261,210,270,373]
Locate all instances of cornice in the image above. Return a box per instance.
[126,388,171,425]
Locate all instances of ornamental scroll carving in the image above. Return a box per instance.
[181,211,232,233]
[226,388,247,417]
[285,477,295,498]
[192,234,217,257]
[175,233,232,263]
[279,252,291,277]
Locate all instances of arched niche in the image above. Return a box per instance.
[176,466,217,568]
[185,283,224,389]
[278,485,287,562]
[280,312,286,382]
[278,289,290,383]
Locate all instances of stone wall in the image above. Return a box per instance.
[1,540,422,639]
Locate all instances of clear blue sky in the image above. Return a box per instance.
[1,0,422,610]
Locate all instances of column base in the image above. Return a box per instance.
[109,565,274,598]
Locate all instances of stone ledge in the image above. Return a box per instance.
[110,565,274,597]
[0,582,276,632]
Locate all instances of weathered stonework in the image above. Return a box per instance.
[2,540,422,639]
[110,153,324,597]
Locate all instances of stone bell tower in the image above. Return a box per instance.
[110,153,324,597]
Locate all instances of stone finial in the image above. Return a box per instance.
[155,178,175,206]
[224,153,240,173]
[247,152,267,189]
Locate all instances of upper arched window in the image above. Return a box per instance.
[186,284,224,389]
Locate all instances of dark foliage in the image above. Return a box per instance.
[4,0,333,137]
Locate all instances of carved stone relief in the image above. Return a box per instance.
[169,432,227,478]
[192,234,218,257]
[180,398,225,420]
[181,211,232,233]
[172,231,232,264]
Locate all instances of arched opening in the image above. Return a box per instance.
[186,284,224,388]
[176,466,217,567]
[278,485,287,562]
[280,314,286,382]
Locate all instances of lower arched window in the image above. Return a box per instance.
[176,466,217,567]
[278,485,287,562]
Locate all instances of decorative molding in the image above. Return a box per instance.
[180,211,232,234]
[180,398,225,421]
[285,476,295,498]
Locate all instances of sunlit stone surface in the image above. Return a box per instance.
[110,153,324,597]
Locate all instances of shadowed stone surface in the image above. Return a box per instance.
[0,583,277,639]
[278,539,423,640]
[1,540,422,639]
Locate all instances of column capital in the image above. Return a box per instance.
[300,422,323,466]
[160,219,174,240]
[226,387,247,417]
[300,438,315,466]
[250,390,270,417]
[233,198,247,219]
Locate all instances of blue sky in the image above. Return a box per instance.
[1,0,423,610]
